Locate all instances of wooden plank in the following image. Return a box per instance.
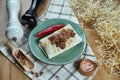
[0,52,10,80]
[0,51,30,80]
[0,0,8,45]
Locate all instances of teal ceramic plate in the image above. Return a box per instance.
[29,18,87,65]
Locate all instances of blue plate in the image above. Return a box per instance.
[29,18,87,65]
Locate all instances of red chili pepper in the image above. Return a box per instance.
[36,24,65,38]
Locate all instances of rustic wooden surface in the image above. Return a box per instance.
[0,0,8,45]
[0,51,30,80]
[1,0,119,80]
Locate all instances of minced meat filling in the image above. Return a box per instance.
[48,29,75,49]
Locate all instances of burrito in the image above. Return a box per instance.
[39,24,82,59]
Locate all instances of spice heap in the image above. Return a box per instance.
[69,0,120,75]
[79,59,98,76]
[15,51,32,69]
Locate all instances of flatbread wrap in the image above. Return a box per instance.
[39,24,82,59]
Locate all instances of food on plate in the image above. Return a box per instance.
[79,59,98,76]
[69,0,120,75]
[36,24,64,38]
[39,24,82,59]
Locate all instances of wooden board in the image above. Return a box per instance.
[0,0,8,45]
[0,51,30,80]
[77,20,120,80]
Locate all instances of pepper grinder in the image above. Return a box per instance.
[6,0,23,41]
[21,0,44,29]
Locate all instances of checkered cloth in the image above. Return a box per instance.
[0,0,98,80]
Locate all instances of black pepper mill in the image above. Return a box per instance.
[21,0,44,29]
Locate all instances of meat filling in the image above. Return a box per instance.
[48,29,75,49]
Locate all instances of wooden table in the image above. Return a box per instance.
[0,51,30,80]
[0,0,119,80]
